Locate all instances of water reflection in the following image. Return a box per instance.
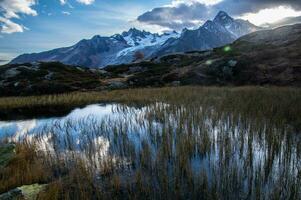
[0,103,300,199]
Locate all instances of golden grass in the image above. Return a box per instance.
[0,86,300,129]
[0,143,51,193]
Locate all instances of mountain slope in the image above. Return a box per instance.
[11,35,129,68]
[153,11,260,57]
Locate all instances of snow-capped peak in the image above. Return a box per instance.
[116,29,179,58]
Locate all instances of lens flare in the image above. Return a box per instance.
[223,46,232,52]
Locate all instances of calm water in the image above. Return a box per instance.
[0,103,300,198]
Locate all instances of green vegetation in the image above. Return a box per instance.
[19,184,47,200]
[0,183,48,200]
[0,86,301,199]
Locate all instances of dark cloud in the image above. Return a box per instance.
[137,0,301,30]
[137,3,214,30]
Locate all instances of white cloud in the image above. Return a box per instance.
[59,0,94,6]
[0,0,37,34]
[0,17,24,33]
[60,0,67,5]
[0,0,37,18]
[76,0,95,5]
[0,52,17,65]
[62,11,71,15]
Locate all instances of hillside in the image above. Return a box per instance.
[0,62,105,96]
[105,24,301,87]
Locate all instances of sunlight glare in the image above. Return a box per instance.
[241,6,301,26]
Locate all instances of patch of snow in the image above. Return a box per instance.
[117,32,179,58]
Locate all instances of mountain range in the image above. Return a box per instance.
[10,11,260,68]
[2,23,301,97]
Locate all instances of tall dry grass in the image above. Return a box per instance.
[0,86,300,199]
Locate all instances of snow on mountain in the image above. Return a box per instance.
[10,11,259,68]
[11,28,179,68]
[117,30,179,58]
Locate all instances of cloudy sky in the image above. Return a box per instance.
[1,0,301,64]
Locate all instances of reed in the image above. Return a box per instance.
[0,86,301,199]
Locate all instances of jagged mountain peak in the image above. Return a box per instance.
[213,11,234,26]
[214,11,232,19]
[122,28,151,38]
[210,11,261,38]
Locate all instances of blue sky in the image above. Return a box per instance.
[1,0,301,64]
[0,0,170,63]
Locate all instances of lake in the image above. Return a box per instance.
[1,102,300,199]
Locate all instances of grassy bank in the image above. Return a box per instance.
[0,86,301,129]
[1,86,300,108]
